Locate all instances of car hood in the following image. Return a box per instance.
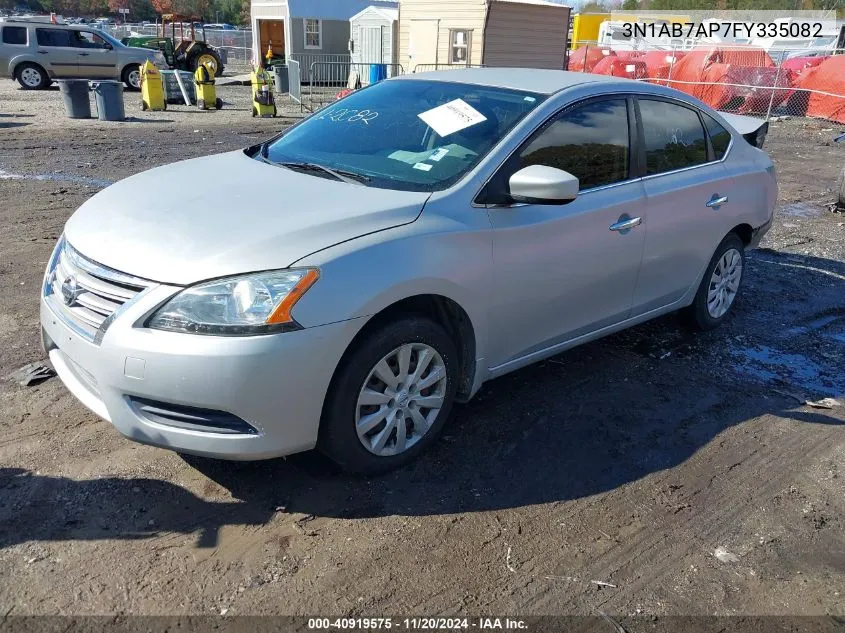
[64,151,430,285]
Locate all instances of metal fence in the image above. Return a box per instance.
[304,61,405,111]
[105,24,253,71]
[567,42,845,123]
[288,58,302,109]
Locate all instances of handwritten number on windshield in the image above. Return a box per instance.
[318,108,379,125]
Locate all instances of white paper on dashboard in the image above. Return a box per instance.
[418,99,487,138]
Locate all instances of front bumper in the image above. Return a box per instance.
[41,284,364,460]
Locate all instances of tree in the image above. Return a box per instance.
[151,0,208,17]
[621,0,639,9]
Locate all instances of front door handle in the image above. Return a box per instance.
[609,215,642,233]
[37,50,48,54]
[78,52,90,56]
[706,194,729,209]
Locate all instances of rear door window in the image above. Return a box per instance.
[36,28,73,47]
[638,99,708,175]
[2,26,27,45]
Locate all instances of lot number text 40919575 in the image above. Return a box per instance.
[307,618,528,630]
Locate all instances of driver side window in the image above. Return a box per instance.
[73,31,109,48]
[518,98,630,191]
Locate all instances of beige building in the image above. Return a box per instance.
[398,0,571,73]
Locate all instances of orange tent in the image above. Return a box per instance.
[591,56,648,80]
[567,45,614,73]
[792,55,845,124]
[666,46,790,114]
[641,50,686,84]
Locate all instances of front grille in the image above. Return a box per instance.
[44,239,152,343]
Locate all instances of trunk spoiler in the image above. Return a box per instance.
[719,112,769,149]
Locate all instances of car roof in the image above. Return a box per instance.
[397,67,624,95]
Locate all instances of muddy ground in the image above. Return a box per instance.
[0,80,844,619]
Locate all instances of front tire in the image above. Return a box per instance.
[686,233,745,331]
[319,317,458,474]
[16,63,49,90]
[122,63,141,90]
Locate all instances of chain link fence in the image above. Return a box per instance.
[566,42,845,125]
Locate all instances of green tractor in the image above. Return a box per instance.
[122,14,225,77]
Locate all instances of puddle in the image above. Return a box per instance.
[0,169,112,189]
[731,344,843,396]
[780,202,822,218]
[786,314,842,336]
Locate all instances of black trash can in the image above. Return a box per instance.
[273,64,289,93]
[57,79,91,119]
[90,80,125,121]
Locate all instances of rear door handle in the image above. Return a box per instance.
[609,215,642,233]
[37,50,48,54]
[706,194,729,209]
[78,52,90,56]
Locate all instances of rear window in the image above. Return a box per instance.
[36,28,72,47]
[2,26,27,45]
[702,113,732,159]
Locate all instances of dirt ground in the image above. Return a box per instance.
[1,79,844,619]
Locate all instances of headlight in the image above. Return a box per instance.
[147,268,319,336]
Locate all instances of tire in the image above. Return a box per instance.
[15,63,49,90]
[686,233,746,331]
[319,317,459,474]
[189,49,224,77]
[121,63,141,91]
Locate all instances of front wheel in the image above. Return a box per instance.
[319,317,458,474]
[686,233,745,331]
[122,63,141,90]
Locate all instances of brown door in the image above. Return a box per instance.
[259,20,285,58]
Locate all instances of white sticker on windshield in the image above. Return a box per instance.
[413,162,433,172]
[418,99,487,138]
[429,147,449,162]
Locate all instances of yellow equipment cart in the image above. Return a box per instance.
[250,67,277,118]
[194,61,222,110]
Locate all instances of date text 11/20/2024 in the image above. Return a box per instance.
[621,21,824,40]
[307,618,528,630]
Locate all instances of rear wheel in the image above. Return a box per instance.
[319,317,458,474]
[16,63,49,90]
[686,233,745,331]
[122,63,141,90]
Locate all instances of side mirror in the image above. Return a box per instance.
[509,165,579,204]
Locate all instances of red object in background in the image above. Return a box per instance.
[640,50,686,85]
[336,88,356,100]
[664,45,789,114]
[567,45,614,72]
[781,56,827,77]
[591,56,648,80]
[792,55,845,124]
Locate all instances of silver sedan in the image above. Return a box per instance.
[41,68,777,473]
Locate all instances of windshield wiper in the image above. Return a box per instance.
[276,161,371,185]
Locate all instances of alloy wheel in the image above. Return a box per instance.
[128,68,141,89]
[355,343,448,457]
[707,247,742,319]
[20,67,42,88]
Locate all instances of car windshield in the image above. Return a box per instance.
[262,79,546,192]
[93,29,123,47]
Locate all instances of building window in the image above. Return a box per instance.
[450,29,471,64]
[304,18,322,49]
